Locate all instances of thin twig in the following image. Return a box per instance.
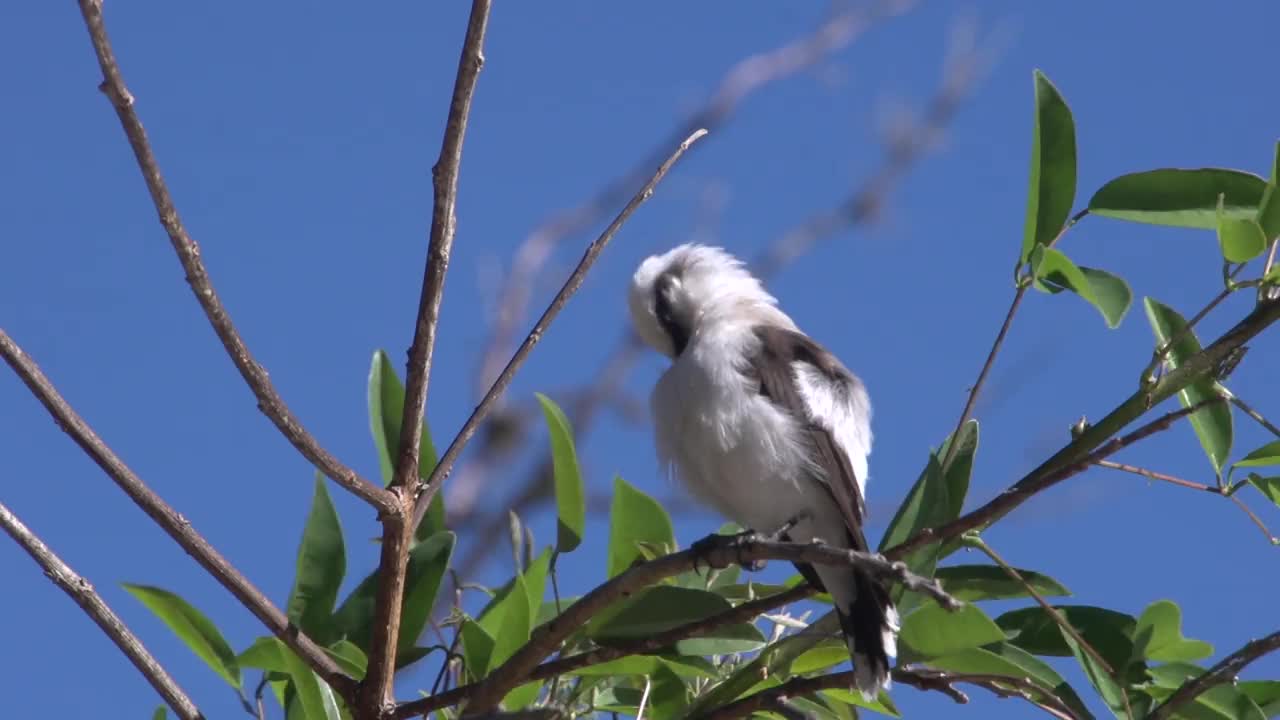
[1148,630,1280,720]
[360,1,494,715]
[966,537,1128,719]
[1227,493,1279,544]
[0,330,356,701]
[1227,393,1280,438]
[0,500,204,720]
[74,0,391,513]
[410,128,709,531]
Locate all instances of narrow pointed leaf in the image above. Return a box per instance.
[237,638,339,720]
[286,476,346,644]
[1144,298,1233,473]
[934,564,1071,602]
[1236,440,1280,468]
[152,706,166,720]
[1020,70,1078,264]
[996,605,1136,668]
[488,574,531,669]
[899,604,1006,660]
[926,644,1094,720]
[122,584,240,688]
[587,586,734,641]
[1248,475,1280,508]
[1255,183,1280,240]
[607,476,675,578]
[535,393,587,554]
[479,548,550,633]
[1089,168,1267,228]
[367,350,444,539]
[324,640,368,680]
[1079,266,1133,327]
[460,619,496,680]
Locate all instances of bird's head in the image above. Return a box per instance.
[628,243,788,358]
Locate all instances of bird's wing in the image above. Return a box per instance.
[746,325,872,552]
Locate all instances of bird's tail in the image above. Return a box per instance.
[837,568,899,700]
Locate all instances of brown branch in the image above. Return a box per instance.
[473,0,912,398]
[410,128,709,531]
[433,534,958,716]
[1148,630,1280,720]
[393,0,493,492]
[73,0,391,514]
[0,500,204,720]
[358,2,494,716]
[0,330,356,702]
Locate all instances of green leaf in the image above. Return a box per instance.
[286,476,346,644]
[1088,168,1268,228]
[607,476,676,578]
[479,548,550,634]
[1032,247,1132,327]
[331,531,454,661]
[122,583,240,688]
[1255,184,1280,241]
[152,706,166,720]
[324,640,368,680]
[996,605,1136,669]
[1248,474,1280,509]
[502,680,542,712]
[488,574,531,670]
[1218,195,1269,262]
[587,586,738,642]
[674,622,767,656]
[534,393,587,554]
[1145,298,1233,474]
[790,638,850,674]
[1133,600,1213,663]
[565,656,660,677]
[899,603,1006,660]
[934,565,1070,602]
[1019,69,1078,264]
[1062,629,1133,717]
[1236,440,1280,468]
[238,638,341,720]
[367,350,444,540]
[460,619,496,680]
[879,421,978,609]
[1240,680,1280,718]
[928,643,1094,720]
[822,687,903,718]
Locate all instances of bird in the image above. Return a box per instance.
[627,243,897,698]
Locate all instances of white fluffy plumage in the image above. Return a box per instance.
[629,244,897,698]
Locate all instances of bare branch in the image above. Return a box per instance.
[358,2,494,715]
[0,500,203,720]
[73,0,391,513]
[0,330,356,701]
[410,128,709,530]
[1148,630,1280,720]
[394,0,493,492]
[427,533,957,716]
[474,0,912,397]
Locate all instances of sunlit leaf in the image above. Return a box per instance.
[1236,440,1280,469]
[1146,662,1267,720]
[934,565,1070,602]
[588,586,735,641]
[927,643,1094,720]
[489,574,531,670]
[1248,475,1280,509]
[1145,298,1233,474]
[460,619,495,680]
[535,393,587,554]
[607,476,675,578]
[324,639,368,680]
[996,605,1136,669]
[237,637,341,720]
[1032,247,1132,327]
[1019,70,1078,264]
[1133,600,1213,663]
[122,584,240,688]
[1089,168,1267,228]
[1218,194,1268,262]
[286,476,346,645]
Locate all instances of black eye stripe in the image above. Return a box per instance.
[653,272,689,356]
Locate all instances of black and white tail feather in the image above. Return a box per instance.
[628,243,898,698]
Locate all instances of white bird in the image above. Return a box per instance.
[628,243,897,698]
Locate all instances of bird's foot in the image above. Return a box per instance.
[691,528,766,573]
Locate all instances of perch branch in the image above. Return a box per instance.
[0,330,356,701]
[0,500,204,720]
[74,0,391,513]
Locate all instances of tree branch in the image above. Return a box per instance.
[410,128,709,530]
[0,500,204,720]
[73,0,392,513]
[358,2,494,716]
[436,534,959,716]
[1148,630,1280,720]
[0,330,356,702]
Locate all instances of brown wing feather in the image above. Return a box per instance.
[747,325,871,553]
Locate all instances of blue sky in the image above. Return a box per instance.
[2,2,1278,718]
